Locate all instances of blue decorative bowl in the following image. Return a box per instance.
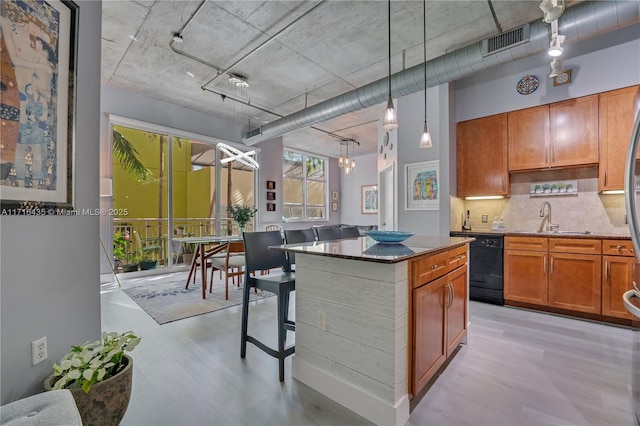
[366,231,414,244]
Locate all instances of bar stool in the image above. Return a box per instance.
[241,231,295,381]
[284,228,316,269]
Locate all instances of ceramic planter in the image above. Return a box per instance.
[45,355,133,426]
[140,260,157,270]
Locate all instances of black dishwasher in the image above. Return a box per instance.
[450,232,504,305]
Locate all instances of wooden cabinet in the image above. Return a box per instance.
[507,95,599,171]
[457,114,509,197]
[602,239,636,319]
[548,252,602,314]
[504,246,548,305]
[410,245,468,396]
[549,95,599,168]
[599,85,640,191]
[412,275,447,394]
[508,105,549,171]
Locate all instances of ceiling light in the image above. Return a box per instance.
[171,33,183,43]
[419,0,432,149]
[549,58,564,77]
[548,34,565,57]
[338,140,358,175]
[216,143,259,169]
[540,0,564,23]
[465,196,505,200]
[228,74,249,88]
[382,0,398,130]
[186,71,195,78]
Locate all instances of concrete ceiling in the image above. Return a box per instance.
[101,0,577,158]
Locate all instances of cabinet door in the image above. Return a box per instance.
[548,253,601,314]
[457,114,509,197]
[446,266,467,357]
[602,255,634,319]
[412,276,447,394]
[504,249,548,305]
[550,95,599,167]
[508,105,549,171]
[599,85,640,191]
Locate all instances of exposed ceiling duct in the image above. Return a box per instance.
[244,0,640,145]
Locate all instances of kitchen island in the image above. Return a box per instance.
[273,235,473,426]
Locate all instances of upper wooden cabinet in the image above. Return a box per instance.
[508,105,550,171]
[507,94,599,171]
[599,85,640,191]
[457,114,509,197]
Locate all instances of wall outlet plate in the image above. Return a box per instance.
[482,214,488,223]
[32,336,47,366]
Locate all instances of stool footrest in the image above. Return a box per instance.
[246,335,295,359]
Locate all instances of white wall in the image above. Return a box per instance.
[1,1,103,404]
[339,153,378,226]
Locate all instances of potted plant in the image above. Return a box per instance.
[122,250,141,272]
[113,231,128,271]
[44,331,141,426]
[139,247,159,270]
[182,242,196,265]
[227,205,257,234]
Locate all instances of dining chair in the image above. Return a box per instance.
[283,228,316,269]
[340,226,361,238]
[241,231,295,381]
[314,226,342,241]
[209,241,245,300]
[265,224,283,232]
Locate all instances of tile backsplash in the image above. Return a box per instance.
[450,168,629,235]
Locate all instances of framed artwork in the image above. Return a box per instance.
[331,190,339,201]
[266,180,275,190]
[405,161,440,210]
[266,203,276,211]
[361,184,378,215]
[266,191,276,200]
[553,69,572,87]
[331,201,338,212]
[0,0,79,213]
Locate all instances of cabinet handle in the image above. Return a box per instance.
[447,283,454,308]
[552,145,555,163]
[545,146,548,164]
[550,257,554,275]
[543,255,547,273]
[431,264,438,270]
[616,245,622,251]
[605,260,609,281]
[604,170,607,186]
[451,284,455,308]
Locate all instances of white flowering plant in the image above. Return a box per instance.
[51,331,141,394]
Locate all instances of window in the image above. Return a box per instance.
[283,150,327,221]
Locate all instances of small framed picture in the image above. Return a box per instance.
[553,69,572,87]
[331,201,338,212]
[331,190,339,201]
[361,185,378,214]
[266,181,276,190]
[267,203,276,211]
[267,191,276,200]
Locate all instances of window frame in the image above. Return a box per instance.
[282,149,328,223]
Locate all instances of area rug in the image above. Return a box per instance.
[122,273,273,325]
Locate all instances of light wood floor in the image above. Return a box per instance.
[101,272,636,426]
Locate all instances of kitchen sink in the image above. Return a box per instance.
[533,230,592,235]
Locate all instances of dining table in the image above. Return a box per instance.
[172,235,243,299]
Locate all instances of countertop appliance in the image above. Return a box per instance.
[450,231,504,305]
[624,107,640,425]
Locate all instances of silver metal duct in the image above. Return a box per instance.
[244,0,639,145]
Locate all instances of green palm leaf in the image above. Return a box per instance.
[113,130,152,183]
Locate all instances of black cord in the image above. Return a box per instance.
[423,0,427,121]
[388,0,392,96]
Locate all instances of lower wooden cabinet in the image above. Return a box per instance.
[548,252,601,314]
[504,249,548,305]
[410,245,468,396]
[602,239,636,319]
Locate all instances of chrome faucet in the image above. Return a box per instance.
[539,201,560,232]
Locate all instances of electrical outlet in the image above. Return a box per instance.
[32,336,47,366]
[482,214,488,223]
[317,310,327,331]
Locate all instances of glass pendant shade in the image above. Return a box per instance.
[419,122,432,148]
[383,95,399,130]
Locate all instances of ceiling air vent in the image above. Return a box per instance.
[482,23,530,56]
[244,126,262,140]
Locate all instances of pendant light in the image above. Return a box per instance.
[419,0,432,148]
[382,0,398,130]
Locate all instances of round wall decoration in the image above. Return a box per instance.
[516,75,539,95]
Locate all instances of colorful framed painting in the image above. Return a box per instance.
[1,0,78,213]
[405,160,440,210]
[361,184,378,215]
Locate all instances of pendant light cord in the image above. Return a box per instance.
[388,0,392,96]
[423,0,427,122]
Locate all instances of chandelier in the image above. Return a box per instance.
[338,139,359,175]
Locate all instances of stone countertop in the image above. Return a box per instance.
[272,235,474,264]
[450,230,631,240]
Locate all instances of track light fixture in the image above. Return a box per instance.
[539,0,565,23]
[338,140,358,175]
[548,33,565,57]
[549,58,564,78]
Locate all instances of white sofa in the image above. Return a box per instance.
[0,390,82,425]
